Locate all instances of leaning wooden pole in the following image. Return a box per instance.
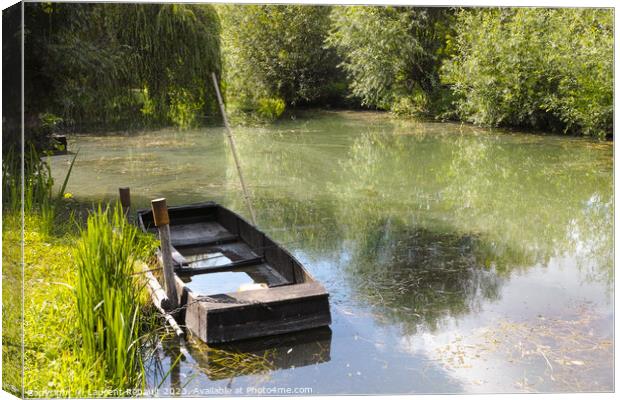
[150,198,179,311]
[140,263,184,338]
[211,72,257,225]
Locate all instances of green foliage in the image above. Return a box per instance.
[441,8,613,137]
[15,206,158,396]
[74,204,147,390]
[167,87,205,129]
[39,113,64,131]
[257,97,286,121]
[326,6,454,116]
[15,3,613,136]
[23,3,222,130]
[114,4,222,127]
[2,144,78,236]
[219,4,345,115]
[25,3,134,130]
[2,145,157,395]
[22,215,106,397]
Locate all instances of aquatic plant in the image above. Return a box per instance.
[74,204,147,389]
[190,337,275,381]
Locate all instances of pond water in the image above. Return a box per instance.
[50,110,613,394]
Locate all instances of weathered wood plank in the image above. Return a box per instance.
[185,291,206,342]
[216,206,240,235]
[182,281,330,343]
[292,260,311,283]
[206,306,332,344]
[171,247,188,266]
[169,221,236,247]
[197,281,328,310]
[264,237,296,283]
[238,217,264,254]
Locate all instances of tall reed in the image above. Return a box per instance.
[74,204,146,390]
[2,144,77,235]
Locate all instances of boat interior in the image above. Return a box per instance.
[138,202,312,296]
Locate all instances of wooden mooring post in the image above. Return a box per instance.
[151,198,179,311]
[119,187,131,215]
[118,188,184,338]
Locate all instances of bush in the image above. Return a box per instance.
[257,98,286,120]
[326,6,454,116]
[441,8,613,137]
[219,5,344,108]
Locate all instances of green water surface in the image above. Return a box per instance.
[50,110,613,394]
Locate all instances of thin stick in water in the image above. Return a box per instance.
[211,72,257,225]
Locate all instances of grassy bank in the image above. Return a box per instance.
[2,213,23,395]
[2,145,162,397]
[22,212,96,396]
[10,206,157,397]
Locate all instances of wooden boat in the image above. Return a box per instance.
[137,202,331,344]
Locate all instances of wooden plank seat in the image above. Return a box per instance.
[176,256,264,275]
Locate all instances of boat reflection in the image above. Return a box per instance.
[197,327,332,380]
[162,327,332,383]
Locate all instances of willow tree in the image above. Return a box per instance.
[113,4,222,127]
[326,6,454,116]
[22,3,133,132]
[22,3,222,131]
[441,8,613,137]
[219,4,345,116]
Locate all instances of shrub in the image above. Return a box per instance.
[219,5,344,108]
[326,6,454,116]
[257,98,286,121]
[441,8,613,137]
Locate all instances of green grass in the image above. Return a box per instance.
[22,213,104,397]
[2,212,23,396]
[2,144,78,237]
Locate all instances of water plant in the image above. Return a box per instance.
[74,204,148,390]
